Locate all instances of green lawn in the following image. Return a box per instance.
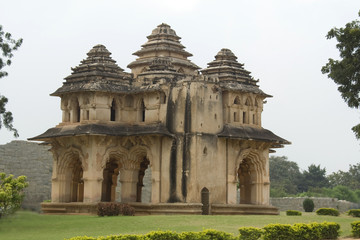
[0,211,357,240]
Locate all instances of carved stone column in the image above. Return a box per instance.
[119,169,138,202]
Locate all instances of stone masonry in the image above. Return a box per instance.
[0,140,52,211]
[271,197,360,213]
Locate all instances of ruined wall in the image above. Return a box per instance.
[271,197,360,212]
[0,140,52,211]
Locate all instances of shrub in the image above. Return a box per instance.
[179,232,203,240]
[97,202,122,216]
[144,231,179,240]
[303,198,314,212]
[238,227,262,240]
[292,223,321,240]
[348,209,360,217]
[352,221,360,238]
[0,173,29,218]
[263,224,294,240]
[97,203,135,216]
[200,229,236,240]
[317,222,340,239]
[286,210,302,216]
[316,208,340,216]
[121,204,135,216]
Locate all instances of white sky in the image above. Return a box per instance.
[0,0,359,174]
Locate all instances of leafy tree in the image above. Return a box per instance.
[0,25,22,137]
[0,172,28,218]
[299,164,329,192]
[269,156,303,195]
[321,10,360,139]
[328,163,360,190]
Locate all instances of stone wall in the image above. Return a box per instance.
[0,140,52,211]
[271,197,360,212]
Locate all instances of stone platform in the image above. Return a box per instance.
[41,202,278,215]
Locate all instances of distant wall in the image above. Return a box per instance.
[271,197,360,212]
[0,140,52,211]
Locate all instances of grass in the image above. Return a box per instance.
[0,211,357,240]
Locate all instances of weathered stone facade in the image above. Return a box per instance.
[0,141,52,211]
[31,23,289,215]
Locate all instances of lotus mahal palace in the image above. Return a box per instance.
[31,23,289,215]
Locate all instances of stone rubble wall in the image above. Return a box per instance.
[0,140,52,212]
[270,197,360,212]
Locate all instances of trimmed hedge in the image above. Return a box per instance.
[348,209,360,217]
[97,203,135,216]
[286,210,302,216]
[238,227,262,240]
[351,221,360,238]
[315,208,340,216]
[66,222,341,240]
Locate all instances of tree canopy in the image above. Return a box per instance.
[321,10,360,139]
[0,25,23,137]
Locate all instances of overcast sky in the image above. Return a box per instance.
[0,0,359,174]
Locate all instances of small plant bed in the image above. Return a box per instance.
[348,209,360,217]
[286,210,302,216]
[316,208,340,216]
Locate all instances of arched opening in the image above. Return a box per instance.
[238,158,256,204]
[160,92,167,104]
[201,187,210,215]
[110,99,116,122]
[101,159,119,202]
[70,98,81,123]
[59,155,84,203]
[136,157,150,202]
[234,96,241,105]
[140,99,145,122]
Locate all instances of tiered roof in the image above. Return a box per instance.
[127,23,199,76]
[52,44,131,96]
[202,48,269,96]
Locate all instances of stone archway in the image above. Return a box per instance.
[101,159,120,202]
[136,157,150,202]
[57,150,85,203]
[238,158,254,204]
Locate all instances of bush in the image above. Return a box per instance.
[144,231,179,240]
[316,208,340,216]
[317,222,340,239]
[238,227,262,240]
[97,202,122,216]
[263,224,294,240]
[122,204,135,216]
[348,209,360,217]
[286,210,302,216]
[97,203,135,217]
[351,221,360,238]
[200,229,236,240]
[303,198,314,212]
[0,173,29,218]
[292,223,321,240]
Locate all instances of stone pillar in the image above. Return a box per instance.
[82,176,103,203]
[119,169,138,202]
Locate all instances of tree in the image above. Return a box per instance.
[269,156,303,195]
[321,10,360,139]
[299,164,329,192]
[328,163,360,190]
[0,25,23,137]
[0,173,28,218]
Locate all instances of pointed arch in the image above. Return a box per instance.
[234,96,241,105]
